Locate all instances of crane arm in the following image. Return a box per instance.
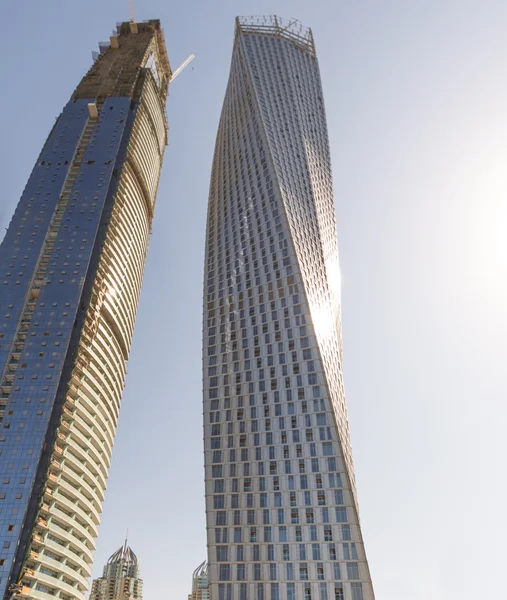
[170,53,196,82]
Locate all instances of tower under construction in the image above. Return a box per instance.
[0,19,170,600]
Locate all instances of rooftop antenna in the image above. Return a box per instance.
[128,0,136,23]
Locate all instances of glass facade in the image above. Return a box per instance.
[0,20,170,600]
[203,16,375,600]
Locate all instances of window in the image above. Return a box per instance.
[216,546,228,561]
[219,583,232,600]
[347,562,360,580]
[283,544,290,561]
[271,583,279,600]
[287,583,295,600]
[264,527,272,542]
[267,545,275,561]
[334,489,344,505]
[253,545,260,561]
[219,564,231,581]
[336,507,347,522]
[335,587,344,600]
[351,583,364,600]
[212,465,223,478]
[312,544,321,560]
[351,543,358,559]
[344,544,350,560]
[213,495,225,509]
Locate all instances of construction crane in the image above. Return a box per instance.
[170,53,196,83]
[127,1,195,84]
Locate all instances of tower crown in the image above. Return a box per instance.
[107,540,138,567]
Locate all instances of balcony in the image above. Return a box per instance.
[62,406,74,418]
[68,383,79,397]
[50,458,62,473]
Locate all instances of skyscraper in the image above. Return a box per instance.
[203,16,374,600]
[0,20,170,600]
[187,561,209,600]
[90,541,142,600]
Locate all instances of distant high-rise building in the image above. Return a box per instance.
[0,19,171,600]
[203,16,375,600]
[90,541,142,600]
[187,561,208,600]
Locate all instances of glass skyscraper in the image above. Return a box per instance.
[0,20,170,600]
[203,16,374,600]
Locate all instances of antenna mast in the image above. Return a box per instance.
[128,0,136,23]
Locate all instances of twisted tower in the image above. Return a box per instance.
[203,16,374,600]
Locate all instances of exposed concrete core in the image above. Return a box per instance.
[73,20,171,102]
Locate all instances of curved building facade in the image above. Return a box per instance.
[0,20,170,600]
[203,16,374,600]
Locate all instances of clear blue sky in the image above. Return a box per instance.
[1,1,506,599]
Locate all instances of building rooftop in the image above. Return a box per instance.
[107,539,138,566]
[192,560,208,579]
[236,15,315,56]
